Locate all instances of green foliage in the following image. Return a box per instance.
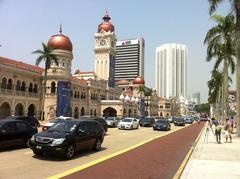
[193,103,210,113]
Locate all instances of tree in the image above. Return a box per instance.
[208,0,240,137]
[207,69,223,119]
[32,43,58,120]
[144,88,153,116]
[137,85,146,116]
[204,13,235,121]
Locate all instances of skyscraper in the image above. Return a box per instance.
[155,43,187,100]
[192,92,201,105]
[115,38,145,81]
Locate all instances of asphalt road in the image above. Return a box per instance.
[63,122,204,179]
[0,123,202,179]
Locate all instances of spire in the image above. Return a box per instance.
[103,9,110,22]
[59,24,62,34]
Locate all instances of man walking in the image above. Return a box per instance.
[211,118,222,144]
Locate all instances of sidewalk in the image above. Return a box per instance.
[180,125,240,179]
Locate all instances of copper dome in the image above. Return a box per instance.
[133,76,145,84]
[48,27,73,52]
[98,11,115,33]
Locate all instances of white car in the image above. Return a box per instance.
[42,116,73,131]
[117,118,139,130]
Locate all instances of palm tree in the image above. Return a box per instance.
[137,85,145,116]
[208,69,223,120]
[144,88,153,116]
[204,13,236,121]
[32,43,58,120]
[208,0,240,136]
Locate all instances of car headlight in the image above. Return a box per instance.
[31,135,35,141]
[163,125,166,127]
[52,138,65,145]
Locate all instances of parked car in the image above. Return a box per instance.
[184,117,193,124]
[117,118,139,130]
[29,119,105,160]
[0,119,38,148]
[105,117,119,127]
[139,117,155,127]
[153,119,171,131]
[42,116,73,131]
[173,117,185,126]
[4,116,40,128]
[92,118,108,134]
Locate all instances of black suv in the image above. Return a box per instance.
[139,117,155,127]
[173,117,185,126]
[0,119,38,148]
[29,119,105,159]
[4,116,40,128]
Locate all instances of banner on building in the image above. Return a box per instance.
[57,81,72,117]
[140,98,145,116]
[109,54,115,88]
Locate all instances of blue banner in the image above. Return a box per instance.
[140,98,145,116]
[57,81,72,117]
[109,54,115,88]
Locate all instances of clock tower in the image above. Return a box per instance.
[94,11,117,87]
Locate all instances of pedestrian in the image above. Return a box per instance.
[211,118,222,144]
[224,118,233,143]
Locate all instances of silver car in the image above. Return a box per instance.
[105,117,119,127]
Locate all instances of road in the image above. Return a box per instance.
[0,123,200,179]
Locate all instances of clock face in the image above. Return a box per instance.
[100,39,106,46]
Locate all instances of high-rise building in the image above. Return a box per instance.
[115,38,145,81]
[155,43,187,100]
[192,92,201,105]
[94,11,117,87]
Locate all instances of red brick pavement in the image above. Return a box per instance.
[63,122,204,179]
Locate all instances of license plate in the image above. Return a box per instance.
[36,146,42,149]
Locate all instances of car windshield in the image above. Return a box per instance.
[156,120,168,124]
[175,118,184,121]
[106,118,115,121]
[48,121,77,133]
[122,118,132,122]
[141,118,152,122]
[49,118,65,123]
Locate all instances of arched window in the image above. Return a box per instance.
[80,107,85,116]
[21,81,26,91]
[51,81,56,93]
[90,109,93,116]
[7,79,12,90]
[94,109,97,116]
[33,84,38,93]
[29,83,33,93]
[16,80,21,91]
[1,77,7,89]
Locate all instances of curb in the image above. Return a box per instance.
[173,123,206,179]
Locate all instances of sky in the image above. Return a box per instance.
[0,0,233,102]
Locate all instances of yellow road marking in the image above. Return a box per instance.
[173,123,205,179]
[47,124,193,179]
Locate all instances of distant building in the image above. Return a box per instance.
[155,43,188,100]
[115,38,145,81]
[191,92,201,105]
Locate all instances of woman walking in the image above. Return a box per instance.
[224,118,233,143]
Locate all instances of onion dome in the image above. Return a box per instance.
[98,10,115,33]
[133,76,145,85]
[48,25,73,52]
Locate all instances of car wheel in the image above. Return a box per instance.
[93,138,102,151]
[137,124,139,129]
[64,145,75,160]
[33,150,43,156]
[112,123,115,127]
